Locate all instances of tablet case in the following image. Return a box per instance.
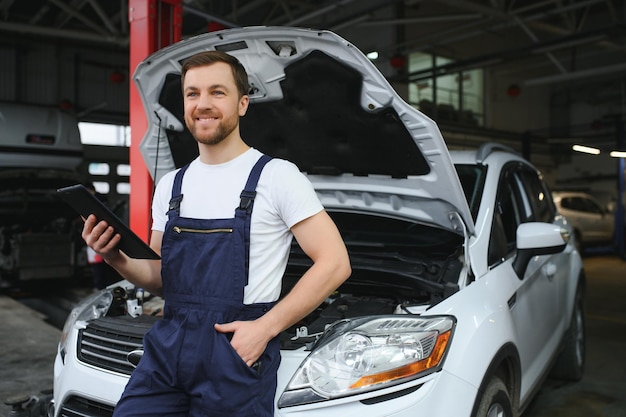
[57,184,160,260]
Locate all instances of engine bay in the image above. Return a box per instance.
[100,246,462,352]
[92,211,465,351]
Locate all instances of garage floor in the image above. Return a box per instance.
[1,255,625,416]
[0,294,58,416]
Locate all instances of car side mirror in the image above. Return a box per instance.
[513,222,567,279]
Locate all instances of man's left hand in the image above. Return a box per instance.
[214,320,272,367]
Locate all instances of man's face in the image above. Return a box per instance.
[183,62,249,146]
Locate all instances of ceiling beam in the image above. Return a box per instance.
[86,0,119,35]
[523,62,626,86]
[0,20,128,46]
[406,26,619,82]
[48,0,110,37]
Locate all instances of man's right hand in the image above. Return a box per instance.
[81,214,123,262]
[81,216,163,295]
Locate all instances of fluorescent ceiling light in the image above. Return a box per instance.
[610,151,626,158]
[572,144,600,155]
[366,51,379,60]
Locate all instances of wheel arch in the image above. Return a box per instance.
[470,342,521,417]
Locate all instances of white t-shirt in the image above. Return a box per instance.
[151,148,323,304]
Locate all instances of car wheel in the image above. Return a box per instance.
[550,286,585,381]
[475,376,513,417]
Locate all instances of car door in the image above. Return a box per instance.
[488,163,562,400]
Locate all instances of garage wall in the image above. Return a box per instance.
[0,36,129,124]
[486,69,552,133]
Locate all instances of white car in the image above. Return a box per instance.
[51,27,585,417]
[552,191,614,250]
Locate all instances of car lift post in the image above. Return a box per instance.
[616,120,625,259]
[128,0,182,241]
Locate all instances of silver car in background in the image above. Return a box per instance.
[552,191,614,250]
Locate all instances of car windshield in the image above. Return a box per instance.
[455,164,486,221]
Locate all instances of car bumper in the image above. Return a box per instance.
[53,345,128,417]
[275,369,476,416]
[54,340,477,417]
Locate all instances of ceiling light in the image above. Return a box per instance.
[610,151,626,158]
[366,51,379,60]
[572,145,600,155]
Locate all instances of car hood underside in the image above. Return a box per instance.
[134,26,474,235]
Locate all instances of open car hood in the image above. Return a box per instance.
[133,26,474,235]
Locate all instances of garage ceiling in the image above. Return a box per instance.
[2,1,623,76]
[0,0,624,133]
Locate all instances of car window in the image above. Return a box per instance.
[561,196,603,214]
[513,173,533,221]
[500,177,522,242]
[516,168,556,223]
[488,168,524,265]
[454,164,486,221]
[560,197,575,210]
[488,163,558,266]
[580,197,603,214]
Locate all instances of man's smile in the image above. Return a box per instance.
[195,114,220,124]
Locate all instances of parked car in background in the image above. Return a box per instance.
[0,103,87,288]
[552,191,614,250]
[51,27,586,417]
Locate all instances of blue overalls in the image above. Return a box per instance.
[113,154,281,417]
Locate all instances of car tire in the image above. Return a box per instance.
[475,376,513,417]
[550,286,585,381]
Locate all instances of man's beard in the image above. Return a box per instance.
[189,112,239,146]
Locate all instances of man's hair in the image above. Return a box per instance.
[181,50,250,98]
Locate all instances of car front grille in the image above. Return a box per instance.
[58,396,114,417]
[77,315,158,375]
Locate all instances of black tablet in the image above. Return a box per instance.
[57,184,160,260]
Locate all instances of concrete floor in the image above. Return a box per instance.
[0,295,58,416]
[1,255,625,416]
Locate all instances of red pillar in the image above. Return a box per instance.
[128,0,182,241]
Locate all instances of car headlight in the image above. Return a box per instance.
[59,289,113,362]
[278,315,455,408]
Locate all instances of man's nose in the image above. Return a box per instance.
[196,93,214,109]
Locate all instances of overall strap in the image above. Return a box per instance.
[167,163,191,220]
[237,154,273,215]
[236,154,273,285]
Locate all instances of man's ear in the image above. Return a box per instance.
[239,95,250,116]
